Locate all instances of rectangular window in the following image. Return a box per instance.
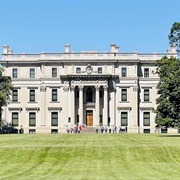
[29,112,36,126]
[51,112,58,126]
[144,129,150,133]
[144,89,150,102]
[12,112,18,126]
[12,68,17,78]
[77,91,79,98]
[121,112,128,126]
[143,112,150,126]
[12,89,18,102]
[122,67,127,77]
[51,129,58,134]
[98,67,102,73]
[144,68,149,77]
[29,129,36,134]
[121,89,127,101]
[52,68,57,77]
[30,90,35,102]
[52,89,57,102]
[30,68,35,78]
[76,67,81,74]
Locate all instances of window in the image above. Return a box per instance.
[143,112,150,126]
[98,67,102,73]
[52,89,57,102]
[52,68,57,77]
[12,89,18,102]
[30,90,35,102]
[29,129,36,134]
[51,112,58,126]
[29,112,36,126]
[86,88,93,102]
[122,67,127,77]
[121,89,127,101]
[30,69,35,78]
[12,112,18,126]
[100,90,103,98]
[12,68,17,78]
[144,129,150,133]
[121,112,128,126]
[144,89,150,102]
[77,91,79,98]
[76,67,81,74]
[51,129,58,134]
[144,68,149,77]
[161,128,168,133]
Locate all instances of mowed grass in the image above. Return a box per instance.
[0,134,180,180]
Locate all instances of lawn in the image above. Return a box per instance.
[0,133,180,180]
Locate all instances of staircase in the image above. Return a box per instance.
[81,127,98,133]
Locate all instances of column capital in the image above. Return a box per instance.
[95,85,100,91]
[70,86,75,91]
[78,85,84,91]
[40,86,47,92]
[103,85,108,91]
[63,86,69,92]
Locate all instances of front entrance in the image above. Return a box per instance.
[86,110,93,126]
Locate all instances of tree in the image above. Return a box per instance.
[0,67,13,127]
[155,56,180,128]
[169,22,180,54]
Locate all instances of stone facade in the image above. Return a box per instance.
[0,44,178,133]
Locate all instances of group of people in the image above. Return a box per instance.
[100,125,128,133]
[66,124,83,133]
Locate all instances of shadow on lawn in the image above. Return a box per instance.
[159,134,180,137]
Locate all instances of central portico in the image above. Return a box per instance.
[61,73,118,127]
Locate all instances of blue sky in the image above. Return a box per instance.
[0,0,179,55]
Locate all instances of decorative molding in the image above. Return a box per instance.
[86,64,93,74]
[8,107,22,111]
[27,87,38,89]
[140,107,154,112]
[117,107,132,111]
[26,107,40,111]
[40,86,47,92]
[48,107,62,111]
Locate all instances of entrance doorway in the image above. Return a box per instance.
[86,110,93,126]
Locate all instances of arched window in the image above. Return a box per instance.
[86,88,93,102]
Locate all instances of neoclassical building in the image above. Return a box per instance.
[1,44,178,133]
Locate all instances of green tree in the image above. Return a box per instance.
[169,22,180,54]
[155,56,180,128]
[0,67,13,127]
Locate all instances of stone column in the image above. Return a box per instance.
[63,85,69,125]
[95,86,100,126]
[40,86,47,126]
[103,85,108,126]
[70,86,75,125]
[79,85,84,125]
[110,83,116,127]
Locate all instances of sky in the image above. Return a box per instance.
[0,0,179,56]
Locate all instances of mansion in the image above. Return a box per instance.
[1,44,178,134]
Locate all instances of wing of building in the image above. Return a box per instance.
[0,44,178,134]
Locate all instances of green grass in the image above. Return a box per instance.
[0,133,180,180]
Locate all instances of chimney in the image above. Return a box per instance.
[65,44,70,53]
[8,49,13,54]
[110,44,119,53]
[167,44,178,57]
[3,45,9,54]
